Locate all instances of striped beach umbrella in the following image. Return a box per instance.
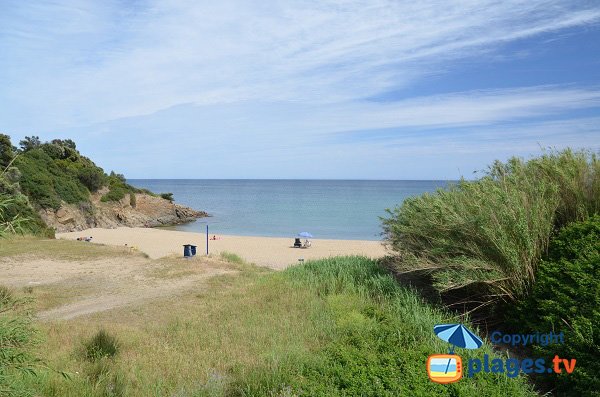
[434,323,483,352]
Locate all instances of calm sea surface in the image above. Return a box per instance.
[128,180,450,240]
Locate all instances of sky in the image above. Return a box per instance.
[1,0,599,179]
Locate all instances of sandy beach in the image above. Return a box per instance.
[57,227,388,269]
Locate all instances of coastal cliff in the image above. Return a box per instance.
[39,188,207,233]
[0,135,208,235]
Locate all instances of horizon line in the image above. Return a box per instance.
[126,178,460,182]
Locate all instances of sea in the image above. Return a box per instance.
[128,180,451,240]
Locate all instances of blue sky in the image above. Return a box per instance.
[1,1,599,179]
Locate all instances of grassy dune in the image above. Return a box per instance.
[383,149,599,303]
[1,241,536,396]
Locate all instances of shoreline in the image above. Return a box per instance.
[57,227,388,270]
[156,225,384,242]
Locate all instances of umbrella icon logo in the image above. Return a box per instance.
[427,323,483,384]
[434,323,483,353]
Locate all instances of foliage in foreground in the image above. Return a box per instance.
[0,286,38,397]
[232,257,534,396]
[20,257,535,396]
[512,216,600,397]
[382,149,599,303]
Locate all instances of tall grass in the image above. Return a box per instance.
[0,286,38,397]
[232,257,535,396]
[0,194,29,238]
[382,149,599,303]
[19,257,535,396]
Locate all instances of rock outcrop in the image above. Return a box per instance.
[39,188,208,233]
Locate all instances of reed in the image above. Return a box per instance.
[382,148,599,302]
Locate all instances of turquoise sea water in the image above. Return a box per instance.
[128,180,450,240]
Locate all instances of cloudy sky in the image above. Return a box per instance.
[1,0,599,179]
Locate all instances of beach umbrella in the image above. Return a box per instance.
[434,324,483,353]
[298,232,313,238]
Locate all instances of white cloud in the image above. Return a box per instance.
[1,1,599,178]
[1,0,600,129]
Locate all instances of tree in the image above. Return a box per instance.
[0,134,14,169]
[51,139,76,149]
[77,167,105,192]
[19,136,41,152]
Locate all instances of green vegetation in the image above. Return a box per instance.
[160,192,174,202]
[512,216,600,396]
[383,149,599,303]
[15,148,91,209]
[0,134,167,237]
[84,330,120,361]
[219,251,246,265]
[0,135,105,233]
[100,172,139,203]
[0,195,28,237]
[0,236,136,261]
[1,134,52,236]
[17,255,534,396]
[0,286,38,397]
[232,257,534,396]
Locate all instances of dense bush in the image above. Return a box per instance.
[100,187,126,202]
[0,133,15,168]
[160,192,174,202]
[76,166,105,192]
[84,329,120,361]
[0,134,155,238]
[14,138,109,209]
[0,286,38,397]
[512,216,600,396]
[101,172,137,202]
[382,149,599,302]
[15,149,89,209]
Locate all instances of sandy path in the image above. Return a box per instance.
[0,253,236,320]
[35,268,234,320]
[58,228,387,269]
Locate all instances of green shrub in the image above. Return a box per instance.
[382,149,599,302]
[0,133,15,168]
[101,172,138,202]
[77,167,105,192]
[160,192,174,202]
[512,216,600,396]
[101,186,126,202]
[84,330,120,361]
[15,148,89,209]
[0,286,38,397]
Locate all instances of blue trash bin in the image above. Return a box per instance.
[183,244,192,257]
[190,245,197,256]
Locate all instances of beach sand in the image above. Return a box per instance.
[57,227,388,269]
